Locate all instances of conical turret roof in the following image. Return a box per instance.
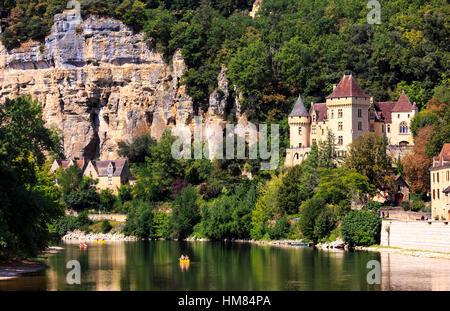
[326,75,370,99]
[289,95,310,117]
[392,91,415,112]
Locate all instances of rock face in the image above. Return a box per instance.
[0,10,193,160]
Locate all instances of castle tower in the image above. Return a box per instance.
[285,95,311,167]
[289,95,311,148]
[325,74,371,156]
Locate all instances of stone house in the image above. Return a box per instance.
[285,75,417,167]
[50,158,132,193]
[430,143,450,220]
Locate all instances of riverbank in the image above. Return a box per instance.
[0,260,48,281]
[62,230,137,241]
[358,245,450,260]
[0,246,65,281]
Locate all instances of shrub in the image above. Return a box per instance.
[365,201,382,212]
[299,196,336,243]
[123,200,154,239]
[99,189,117,212]
[171,179,189,199]
[401,200,410,211]
[269,216,290,240]
[341,211,381,247]
[101,220,112,233]
[75,210,93,231]
[199,183,222,200]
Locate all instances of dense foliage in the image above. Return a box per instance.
[341,210,381,247]
[0,96,64,258]
[1,0,448,122]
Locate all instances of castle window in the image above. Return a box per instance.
[312,126,316,135]
[338,122,343,131]
[313,114,316,122]
[108,176,112,185]
[358,122,362,131]
[408,114,410,118]
[338,136,343,145]
[447,171,449,181]
[398,114,400,119]
[433,173,435,183]
[298,127,302,135]
[437,189,440,199]
[433,189,435,200]
[437,172,439,183]
[322,129,324,135]
[387,124,390,133]
[399,122,408,134]
[338,109,343,118]
[358,109,362,118]
[369,124,374,132]
[331,110,334,119]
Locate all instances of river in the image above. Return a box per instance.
[1,241,449,290]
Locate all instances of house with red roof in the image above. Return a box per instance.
[429,143,450,220]
[285,75,417,167]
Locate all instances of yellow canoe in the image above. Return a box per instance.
[94,240,106,244]
[179,259,190,264]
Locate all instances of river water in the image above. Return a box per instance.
[1,241,449,291]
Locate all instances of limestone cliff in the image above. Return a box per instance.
[0,10,193,160]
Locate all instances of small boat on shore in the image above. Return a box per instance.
[79,243,88,249]
[94,240,106,244]
[289,242,310,247]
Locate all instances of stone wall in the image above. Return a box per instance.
[381,220,450,253]
[379,209,431,221]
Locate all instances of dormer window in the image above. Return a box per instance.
[107,164,114,175]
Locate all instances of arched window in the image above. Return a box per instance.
[400,122,408,134]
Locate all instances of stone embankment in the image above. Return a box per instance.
[62,230,137,241]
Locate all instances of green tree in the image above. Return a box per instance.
[63,177,100,211]
[277,165,303,214]
[345,133,395,193]
[0,96,63,258]
[341,210,381,247]
[56,164,83,195]
[123,200,155,239]
[99,189,117,212]
[171,185,201,239]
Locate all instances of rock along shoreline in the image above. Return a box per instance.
[62,230,137,241]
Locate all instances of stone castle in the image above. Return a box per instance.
[285,75,418,167]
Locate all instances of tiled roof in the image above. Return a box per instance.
[91,159,127,177]
[58,159,85,170]
[433,143,450,163]
[392,91,415,112]
[374,102,396,123]
[289,95,310,117]
[326,75,370,99]
[310,103,327,122]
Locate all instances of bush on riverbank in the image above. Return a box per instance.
[49,210,93,238]
[341,211,381,247]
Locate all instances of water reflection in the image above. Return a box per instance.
[0,241,449,291]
